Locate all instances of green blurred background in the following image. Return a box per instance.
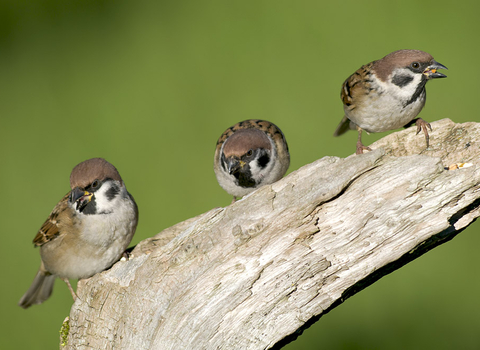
[2,0,479,349]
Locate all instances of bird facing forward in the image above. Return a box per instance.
[214,119,290,203]
[19,158,138,308]
[334,49,447,154]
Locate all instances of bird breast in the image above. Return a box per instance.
[345,74,426,133]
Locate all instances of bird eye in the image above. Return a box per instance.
[91,179,99,188]
[411,62,420,69]
[246,150,253,157]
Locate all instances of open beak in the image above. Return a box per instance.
[227,158,246,175]
[70,187,93,211]
[424,60,448,79]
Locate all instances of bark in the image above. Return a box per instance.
[64,119,480,350]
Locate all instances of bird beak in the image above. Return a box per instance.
[227,158,246,175]
[70,187,93,210]
[423,60,448,79]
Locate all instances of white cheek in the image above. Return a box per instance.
[250,151,275,184]
[92,181,122,214]
[77,184,136,246]
[249,160,264,181]
[388,68,423,99]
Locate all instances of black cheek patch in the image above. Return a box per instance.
[106,185,120,201]
[257,154,270,169]
[392,74,414,87]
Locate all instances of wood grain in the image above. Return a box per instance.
[64,119,480,349]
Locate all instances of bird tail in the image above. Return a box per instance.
[333,116,357,137]
[18,268,55,309]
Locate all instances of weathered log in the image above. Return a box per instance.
[63,118,480,349]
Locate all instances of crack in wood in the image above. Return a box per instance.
[64,119,480,350]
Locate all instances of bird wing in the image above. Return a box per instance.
[335,62,374,136]
[340,62,373,107]
[32,192,71,247]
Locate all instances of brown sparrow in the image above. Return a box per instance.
[334,49,447,154]
[19,158,138,308]
[214,119,290,203]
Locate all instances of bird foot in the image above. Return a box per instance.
[356,141,372,155]
[415,118,432,148]
[122,250,132,261]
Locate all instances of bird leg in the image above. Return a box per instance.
[231,196,237,204]
[356,127,372,155]
[415,118,432,148]
[62,278,78,301]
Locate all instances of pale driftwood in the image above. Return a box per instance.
[64,119,480,350]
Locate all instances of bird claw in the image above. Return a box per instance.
[121,250,132,261]
[415,118,432,147]
[356,141,372,155]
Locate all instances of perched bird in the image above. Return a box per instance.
[214,119,290,203]
[334,49,447,154]
[19,158,138,308]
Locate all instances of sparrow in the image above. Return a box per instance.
[214,119,290,203]
[334,49,447,154]
[19,158,138,309]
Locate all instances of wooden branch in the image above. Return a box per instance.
[64,119,480,349]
